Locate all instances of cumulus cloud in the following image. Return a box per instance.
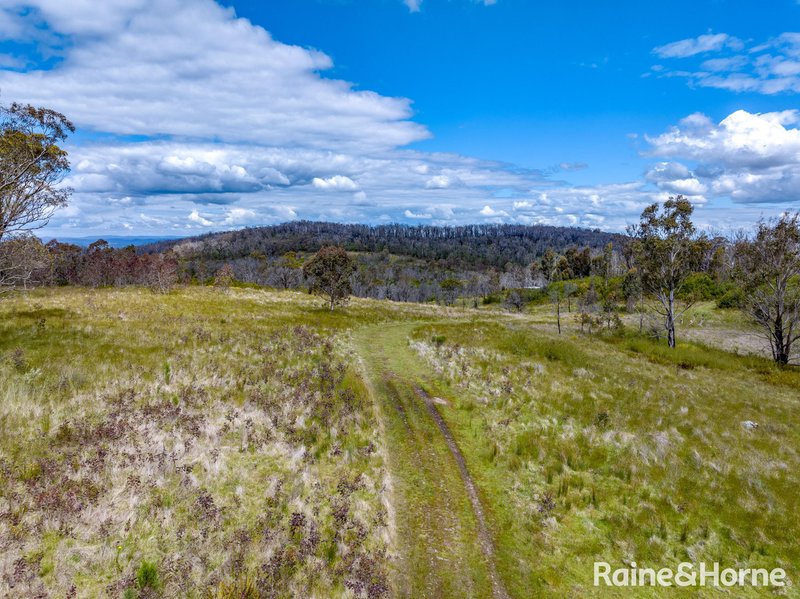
[43,137,561,235]
[424,175,455,189]
[645,109,800,203]
[188,209,213,226]
[644,161,707,196]
[403,209,432,219]
[510,183,662,230]
[0,0,428,152]
[646,110,800,169]
[479,205,509,218]
[0,0,579,236]
[311,175,359,191]
[222,207,256,225]
[652,32,800,94]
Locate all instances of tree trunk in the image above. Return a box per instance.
[556,301,561,335]
[774,314,788,364]
[667,290,676,348]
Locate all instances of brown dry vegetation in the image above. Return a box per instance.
[0,288,402,598]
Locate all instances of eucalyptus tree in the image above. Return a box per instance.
[735,213,800,365]
[627,196,705,348]
[303,246,356,311]
[0,102,74,242]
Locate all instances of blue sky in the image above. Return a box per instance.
[0,0,799,237]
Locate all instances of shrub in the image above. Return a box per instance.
[678,273,721,301]
[208,575,259,599]
[431,335,446,348]
[716,286,744,309]
[136,560,160,592]
[214,264,235,289]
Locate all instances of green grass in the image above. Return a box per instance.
[408,321,800,597]
[1,286,798,598]
[600,329,800,390]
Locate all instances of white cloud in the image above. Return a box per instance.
[140,213,167,225]
[0,0,428,153]
[557,162,588,171]
[222,207,256,225]
[645,110,800,203]
[652,32,800,95]
[653,33,741,59]
[645,161,707,196]
[424,175,454,189]
[188,209,213,226]
[700,56,748,72]
[646,110,800,169]
[661,178,707,196]
[403,0,496,12]
[514,182,658,230]
[479,205,508,217]
[43,138,560,235]
[311,175,359,191]
[404,209,432,219]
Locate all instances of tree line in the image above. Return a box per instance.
[144,220,622,270]
[1,100,798,364]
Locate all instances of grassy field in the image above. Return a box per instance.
[1,287,798,597]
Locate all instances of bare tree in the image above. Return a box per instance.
[549,287,563,334]
[503,290,524,312]
[271,251,303,289]
[0,235,52,294]
[628,196,705,348]
[563,281,577,312]
[0,103,74,242]
[735,213,800,365]
[145,252,180,294]
[214,264,235,290]
[440,278,462,306]
[544,255,570,333]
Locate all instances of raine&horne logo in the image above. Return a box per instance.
[594,561,788,588]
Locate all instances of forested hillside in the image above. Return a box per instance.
[145,222,622,270]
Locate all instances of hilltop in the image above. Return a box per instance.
[143,221,624,270]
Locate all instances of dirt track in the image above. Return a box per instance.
[414,386,510,599]
[354,323,510,599]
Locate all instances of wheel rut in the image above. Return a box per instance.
[413,386,510,599]
[354,323,511,599]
